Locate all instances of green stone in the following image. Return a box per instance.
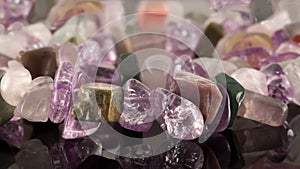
[215,73,245,127]
[0,77,15,126]
[72,83,123,122]
[117,53,141,85]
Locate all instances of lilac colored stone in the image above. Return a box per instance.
[0,0,35,27]
[15,139,51,169]
[193,61,210,78]
[93,34,118,65]
[95,63,116,84]
[210,0,250,11]
[150,88,204,140]
[62,113,100,139]
[215,86,231,132]
[272,29,290,49]
[260,52,300,68]
[64,137,102,169]
[222,47,273,69]
[72,70,92,102]
[261,64,294,104]
[50,143,70,169]
[119,79,153,132]
[50,62,74,123]
[166,20,202,58]
[0,120,23,148]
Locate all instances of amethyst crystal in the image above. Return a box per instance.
[0,120,24,148]
[166,20,202,58]
[150,88,204,140]
[50,62,74,123]
[95,63,117,84]
[119,79,153,132]
[64,137,102,169]
[261,64,294,104]
[0,0,35,27]
[260,52,300,68]
[272,29,290,49]
[210,0,251,11]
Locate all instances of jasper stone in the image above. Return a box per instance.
[50,62,74,123]
[73,83,123,122]
[222,47,272,69]
[19,47,57,78]
[231,68,268,95]
[151,88,204,140]
[170,72,223,124]
[237,90,288,126]
[261,64,294,104]
[15,139,51,169]
[119,79,153,132]
[0,66,32,106]
[215,73,245,127]
[0,77,15,126]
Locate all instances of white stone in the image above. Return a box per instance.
[1,67,32,106]
[283,62,300,105]
[231,68,268,95]
[14,76,53,122]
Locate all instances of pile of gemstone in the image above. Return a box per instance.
[1,0,300,169]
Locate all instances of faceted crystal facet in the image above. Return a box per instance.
[14,76,53,122]
[231,68,268,95]
[261,64,294,104]
[50,143,70,169]
[237,90,288,126]
[0,66,32,106]
[73,83,123,122]
[50,62,74,123]
[170,72,223,124]
[0,120,24,148]
[15,139,51,169]
[119,79,153,132]
[20,47,57,78]
[215,73,245,127]
[151,88,204,140]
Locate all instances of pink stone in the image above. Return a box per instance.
[237,90,288,126]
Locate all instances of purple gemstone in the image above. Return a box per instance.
[165,20,202,58]
[64,137,102,169]
[95,63,116,84]
[210,0,250,11]
[215,87,231,132]
[62,113,100,139]
[50,62,74,123]
[119,79,153,132]
[261,64,294,104]
[260,52,300,67]
[0,0,35,27]
[0,120,24,148]
[151,88,204,140]
[50,143,70,169]
[193,61,210,78]
[72,70,92,102]
[272,29,290,49]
